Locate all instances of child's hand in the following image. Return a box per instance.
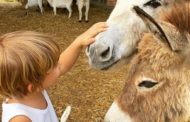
[58,22,108,75]
[76,22,108,48]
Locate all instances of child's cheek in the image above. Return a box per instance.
[42,67,60,88]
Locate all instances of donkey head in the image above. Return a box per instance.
[105,3,190,122]
[86,0,176,70]
[86,0,189,70]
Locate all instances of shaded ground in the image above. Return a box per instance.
[0,3,128,122]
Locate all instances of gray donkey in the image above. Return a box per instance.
[86,0,189,70]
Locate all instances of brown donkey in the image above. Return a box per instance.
[105,2,190,122]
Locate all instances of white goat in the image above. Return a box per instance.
[25,0,43,14]
[76,0,90,22]
[47,0,73,18]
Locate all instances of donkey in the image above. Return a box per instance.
[86,0,188,70]
[104,2,190,122]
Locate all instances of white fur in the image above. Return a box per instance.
[86,0,166,69]
[104,101,133,122]
[76,0,90,22]
[60,106,71,122]
[25,0,43,13]
[47,0,73,18]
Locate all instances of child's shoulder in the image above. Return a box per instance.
[2,91,48,122]
[2,100,31,122]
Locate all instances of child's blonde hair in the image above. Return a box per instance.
[0,31,60,98]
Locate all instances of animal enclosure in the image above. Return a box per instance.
[1,0,190,122]
[0,3,127,122]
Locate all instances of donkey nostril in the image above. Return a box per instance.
[101,47,110,58]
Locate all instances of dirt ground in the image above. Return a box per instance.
[0,3,128,122]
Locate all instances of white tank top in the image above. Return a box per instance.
[2,90,59,122]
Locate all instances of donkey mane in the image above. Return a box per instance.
[161,2,190,34]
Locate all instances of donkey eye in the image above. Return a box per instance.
[138,80,158,88]
[143,0,161,8]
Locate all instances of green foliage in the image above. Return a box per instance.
[0,0,17,3]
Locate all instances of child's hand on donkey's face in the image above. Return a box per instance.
[76,22,108,48]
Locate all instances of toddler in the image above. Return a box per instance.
[0,22,107,122]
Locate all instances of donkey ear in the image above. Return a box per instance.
[133,6,186,51]
[133,6,175,50]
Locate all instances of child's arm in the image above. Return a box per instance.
[58,22,108,76]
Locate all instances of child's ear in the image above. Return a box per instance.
[27,83,34,93]
[27,84,42,93]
